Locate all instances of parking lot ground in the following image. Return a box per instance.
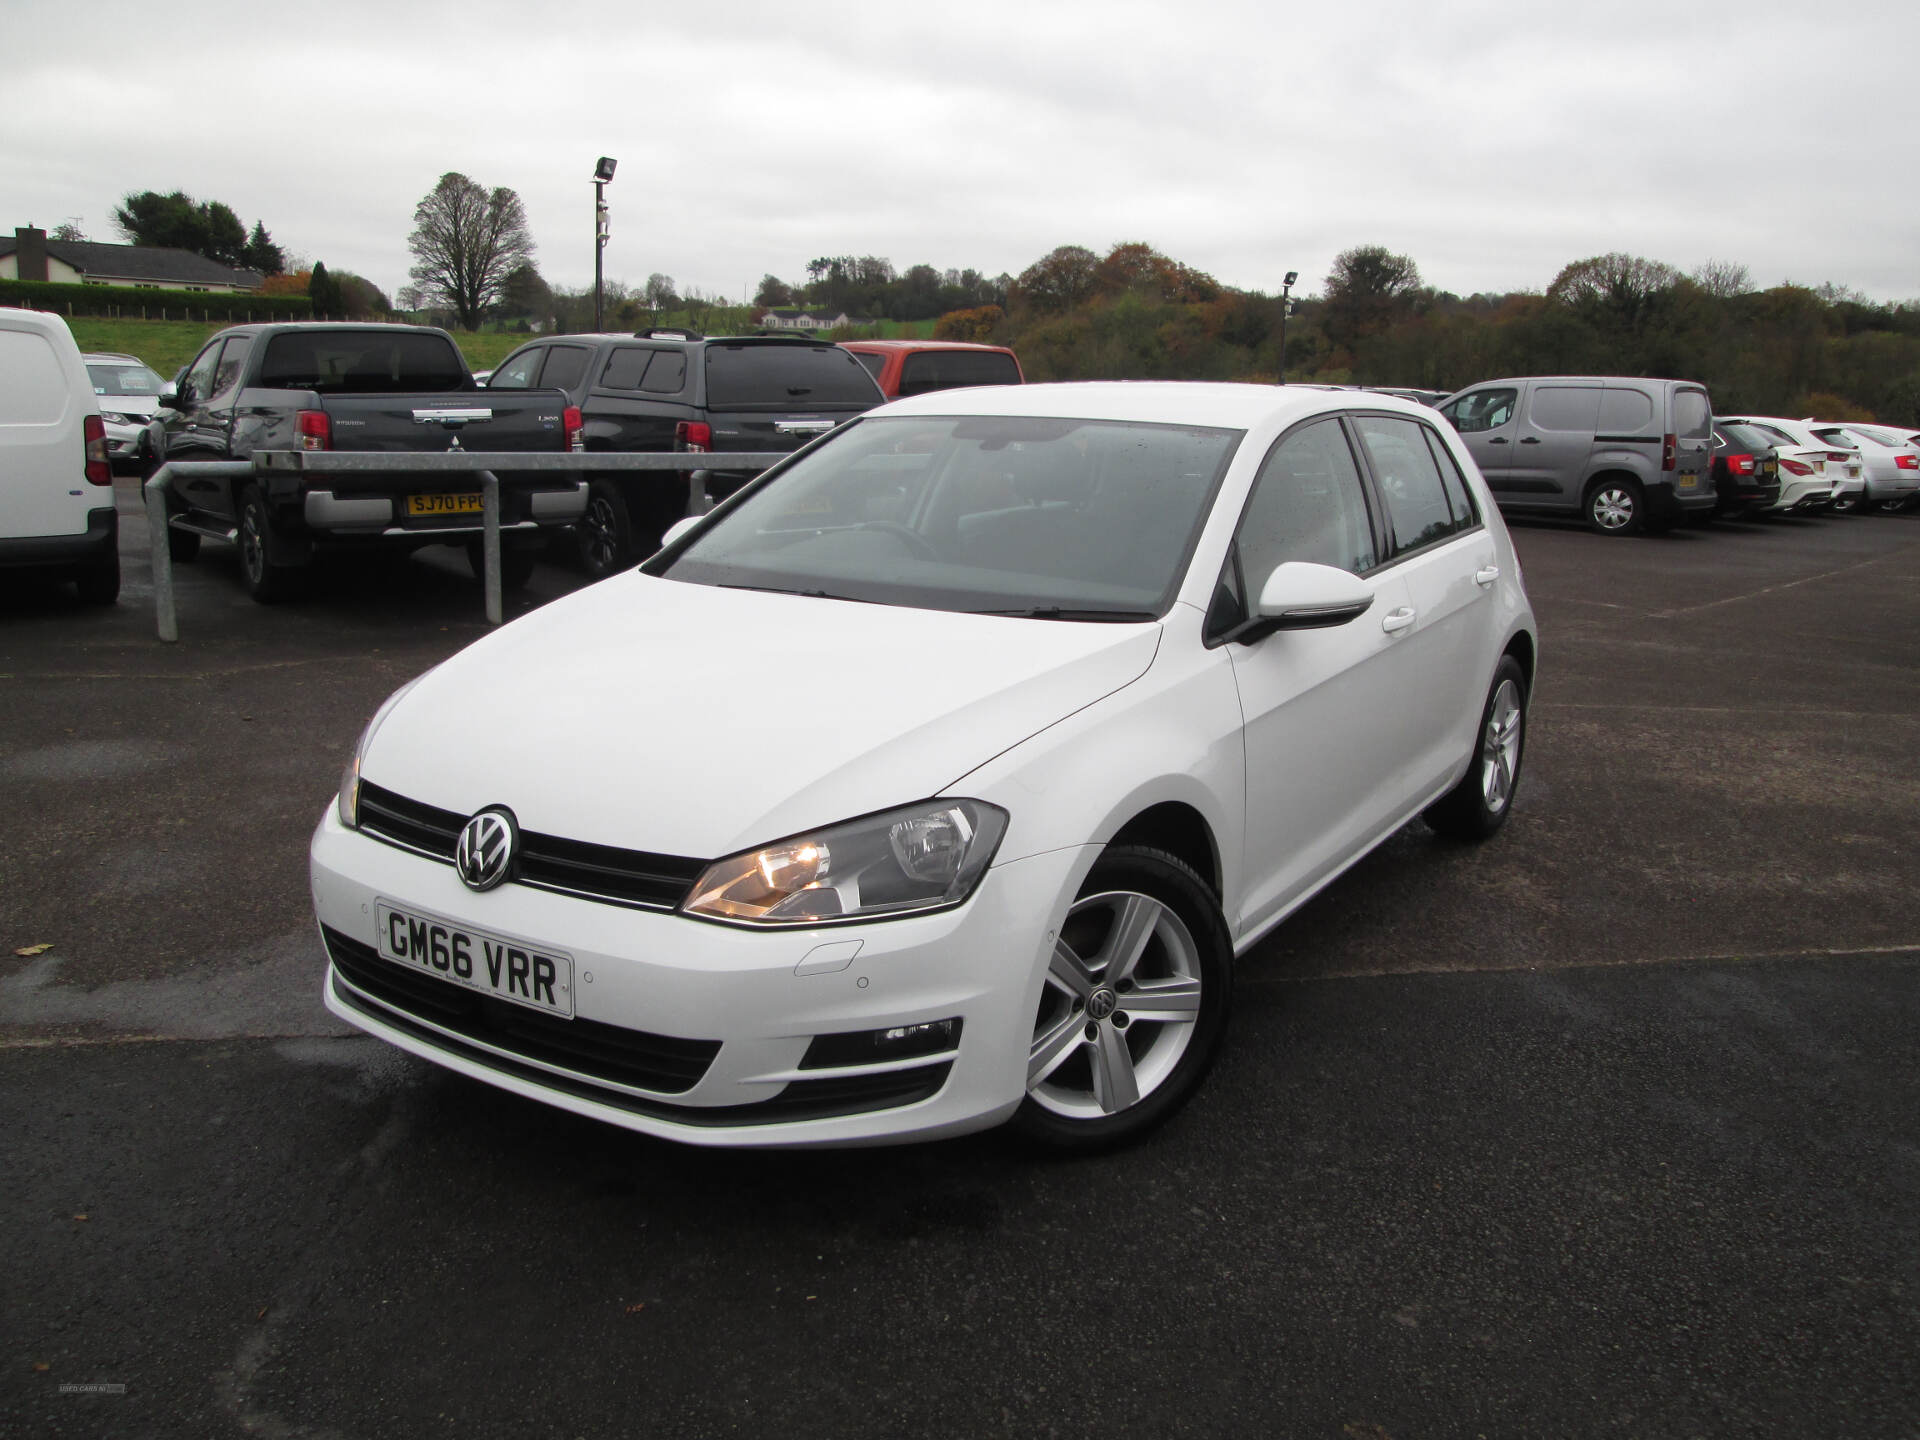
[4,483,1918,1438]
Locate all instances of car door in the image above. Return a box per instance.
[1349,412,1501,798]
[163,338,237,517]
[1508,383,1601,506]
[1437,384,1520,491]
[1220,415,1420,937]
[1669,386,1714,503]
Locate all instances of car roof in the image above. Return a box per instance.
[82,351,147,364]
[837,339,1013,354]
[874,380,1427,430]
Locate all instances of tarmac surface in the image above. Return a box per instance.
[4,481,1917,1438]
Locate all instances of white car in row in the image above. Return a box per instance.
[1809,422,1920,512]
[1717,416,1864,513]
[81,350,168,473]
[312,382,1537,1149]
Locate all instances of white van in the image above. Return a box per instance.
[0,307,118,602]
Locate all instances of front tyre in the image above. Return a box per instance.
[1012,846,1232,1152]
[1424,654,1528,841]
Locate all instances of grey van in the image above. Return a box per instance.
[1437,376,1716,534]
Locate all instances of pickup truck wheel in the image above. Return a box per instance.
[238,485,298,603]
[577,481,631,579]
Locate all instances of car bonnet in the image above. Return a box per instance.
[360,572,1162,861]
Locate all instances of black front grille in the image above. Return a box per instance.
[324,927,719,1094]
[356,781,707,911]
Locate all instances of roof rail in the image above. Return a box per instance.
[636,327,704,341]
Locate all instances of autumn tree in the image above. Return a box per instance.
[1012,245,1100,316]
[405,172,536,330]
[1092,243,1221,304]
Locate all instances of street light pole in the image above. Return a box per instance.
[592,156,617,331]
[1278,270,1298,384]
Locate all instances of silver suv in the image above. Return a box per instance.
[1438,376,1716,534]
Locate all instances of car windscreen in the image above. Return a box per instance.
[703,343,882,410]
[256,331,471,393]
[86,363,165,396]
[897,350,1021,397]
[657,415,1242,619]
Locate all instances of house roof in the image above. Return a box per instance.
[1,236,262,289]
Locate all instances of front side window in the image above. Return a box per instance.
[1354,414,1463,554]
[210,335,253,401]
[1234,419,1378,593]
[658,415,1241,619]
[1441,387,1517,433]
[181,340,223,403]
[486,347,543,391]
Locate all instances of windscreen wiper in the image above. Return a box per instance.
[969,606,1158,622]
[719,583,875,604]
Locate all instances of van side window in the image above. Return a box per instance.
[1441,387,1516,433]
[1597,388,1653,434]
[1354,414,1464,554]
[1526,386,1601,432]
[1233,419,1378,593]
[488,348,543,391]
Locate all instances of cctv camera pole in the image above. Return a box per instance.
[592,156,617,331]
[1278,270,1298,384]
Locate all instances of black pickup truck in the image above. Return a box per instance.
[483,331,884,577]
[153,323,586,600]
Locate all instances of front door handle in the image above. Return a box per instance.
[1519,436,1541,444]
[1475,565,1500,587]
[1488,436,1509,445]
[1381,606,1416,634]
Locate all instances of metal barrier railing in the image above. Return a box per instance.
[142,450,783,642]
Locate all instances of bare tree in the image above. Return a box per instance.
[405,172,536,330]
[1692,259,1752,299]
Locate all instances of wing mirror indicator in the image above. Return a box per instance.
[1227,561,1375,645]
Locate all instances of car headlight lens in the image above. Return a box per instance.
[683,799,1008,925]
[336,672,434,828]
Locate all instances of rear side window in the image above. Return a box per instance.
[1672,388,1712,438]
[0,330,72,423]
[599,348,656,390]
[1354,414,1467,554]
[642,351,687,394]
[1526,386,1602,432]
[1597,388,1654,434]
[1442,387,1516,433]
[850,351,886,380]
[704,344,881,409]
[538,345,590,392]
[898,350,1021,397]
[257,331,469,392]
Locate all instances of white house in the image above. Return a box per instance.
[1,227,262,293]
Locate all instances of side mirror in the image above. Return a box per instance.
[159,383,180,408]
[1229,561,1374,644]
[660,515,702,549]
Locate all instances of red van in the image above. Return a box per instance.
[837,340,1023,399]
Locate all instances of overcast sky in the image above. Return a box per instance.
[5,0,1916,306]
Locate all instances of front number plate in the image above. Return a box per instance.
[407,492,484,516]
[375,902,574,1017]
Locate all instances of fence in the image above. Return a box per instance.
[142,450,784,642]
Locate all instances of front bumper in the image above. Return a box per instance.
[310,809,1080,1147]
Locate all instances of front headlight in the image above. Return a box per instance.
[336,671,434,828]
[684,799,1008,926]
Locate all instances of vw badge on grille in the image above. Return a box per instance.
[455,808,516,892]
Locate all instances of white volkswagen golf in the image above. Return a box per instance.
[312,383,1536,1149]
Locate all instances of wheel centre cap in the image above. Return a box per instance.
[1087,988,1118,1021]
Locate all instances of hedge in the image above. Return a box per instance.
[0,278,312,322]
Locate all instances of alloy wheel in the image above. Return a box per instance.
[1480,678,1523,813]
[582,495,619,571]
[1591,488,1635,530]
[1027,890,1204,1119]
